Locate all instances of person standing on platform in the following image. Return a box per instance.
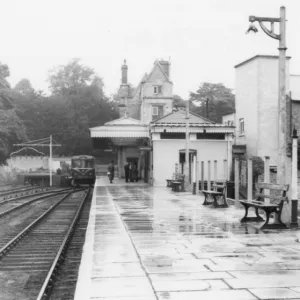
[129,162,133,182]
[124,160,129,183]
[107,160,115,184]
[131,163,138,182]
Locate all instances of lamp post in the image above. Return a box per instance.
[184,100,190,190]
[247,6,287,185]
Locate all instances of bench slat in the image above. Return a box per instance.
[240,200,279,208]
[202,191,222,195]
[255,193,288,202]
[257,182,289,191]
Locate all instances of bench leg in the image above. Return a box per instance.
[212,194,229,208]
[260,209,287,230]
[203,194,211,205]
[240,203,264,223]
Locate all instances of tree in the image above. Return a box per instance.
[45,58,118,155]
[13,78,35,96]
[48,58,95,95]
[173,94,187,108]
[0,63,27,164]
[0,63,10,89]
[189,82,235,122]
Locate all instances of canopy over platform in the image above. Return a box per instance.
[90,116,149,139]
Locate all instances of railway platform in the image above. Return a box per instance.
[74,177,300,300]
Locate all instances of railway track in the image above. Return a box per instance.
[0,188,91,300]
[0,186,52,200]
[0,187,72,217]
[41,188,92,300]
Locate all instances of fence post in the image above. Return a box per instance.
[264,156,270,204]
[207,160,211,190]
[214,160,218,181]
[223,159,228,180]
[291,128,299,227]
[201,161,204,190]
[234,158,239,208]
[247,158,253,200]
[193,155,196,195]
[196,161,199,194]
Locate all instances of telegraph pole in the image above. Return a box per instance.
[247,6,287,185]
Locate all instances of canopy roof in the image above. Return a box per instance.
[90,116,149,138]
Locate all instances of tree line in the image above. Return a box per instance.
[0,58,235,165]
[0,58,118,164]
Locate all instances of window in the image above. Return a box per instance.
[239,118,245,135]
[152,105,164,121]
[152,106,158,116]
[154,85,162,94]
[196,133,225,140]
[161,132,185,139]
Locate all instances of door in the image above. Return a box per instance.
[127,157,138,165]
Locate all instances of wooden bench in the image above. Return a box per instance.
[171,174,185,192]
[166,178,174,188]
[166,173,176,187]
[201,180,228,208]
[239,182,289,230]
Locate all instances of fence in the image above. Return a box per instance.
[176,156,274,205]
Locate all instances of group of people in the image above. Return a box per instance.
[124,161,138,183]
[107,160,139,184]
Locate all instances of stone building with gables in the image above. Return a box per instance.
[90,60,235,185]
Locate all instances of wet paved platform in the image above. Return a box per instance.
[75,177,300,300]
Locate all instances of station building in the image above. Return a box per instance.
[90,60,235,186]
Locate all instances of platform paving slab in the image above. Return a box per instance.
[74,177,300,300]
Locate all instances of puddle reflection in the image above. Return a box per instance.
[106,186,265,237]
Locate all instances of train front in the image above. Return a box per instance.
[70,156,96,187]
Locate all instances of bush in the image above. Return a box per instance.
[251,156,264,177]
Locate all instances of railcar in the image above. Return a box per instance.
[70,155,96,187]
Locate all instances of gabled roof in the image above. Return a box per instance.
[146,60,171,83]
[152,109,215,124]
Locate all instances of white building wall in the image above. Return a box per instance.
[290,75,300,100]
[235,56,290,166]
[152,139,228,186]
[7,156,71,173]
[222,113,235,126]
[257,57,290,165]
[235,59,259,156]
[8,156,46,172]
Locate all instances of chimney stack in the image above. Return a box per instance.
[159,60,170,78]
[121,59,128,84]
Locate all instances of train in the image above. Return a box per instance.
[69,155,96,187]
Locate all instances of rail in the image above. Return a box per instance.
[0,188,72,218]
[0,188,86,257]
[36,187,91,300]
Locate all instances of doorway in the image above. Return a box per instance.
[179,149,197,184]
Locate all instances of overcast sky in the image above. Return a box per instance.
[1,0,299,98]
